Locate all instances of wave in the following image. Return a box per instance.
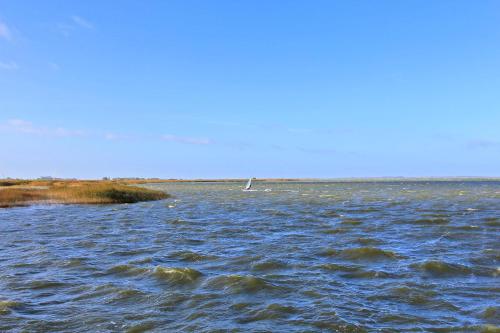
[261,209,292,217]
[413,218,450,225]
[339,207,379,214]
[27,280,68,290]
[317,248,340,257]
[356,237,383,245]
[153,267,202,284]
[484,217,500,227]
[482,306,499,319]
[168,250,217,262]
[229,255,263,266]
[311,320,367,331]
[107,264,149,276]
[451,225,481,231]
[481,325,500,333]
[378,313,426,325]
[126,321,156,333]
[411,260,473,277]
[472,249,500,268]
[184,238,205,245]
[251,260,289,271]
[0,300,20,314]
[117,288,145,298]
[73,283,121,301]
[237,303,298,323]
[207,275,276,293]
[419,325,500,332]
[106,288,148,304]
[166,218,189,225]
[128,257,153,264]
[367,285,440,306]
[340,218,363,225]
[337,247,401,261]
[320,228,347,235]
[230,302,254,311]
[319,263,401,279]
[318,210,341,218]
[61,257,88,268]
[340,270,399,279]
[110,248,156,256]
[318,263,360,272]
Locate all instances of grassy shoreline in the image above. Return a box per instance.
[0,180,169,208]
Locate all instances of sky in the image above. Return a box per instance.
[1,0,500,179]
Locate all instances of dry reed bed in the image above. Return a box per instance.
[0,181,169,208]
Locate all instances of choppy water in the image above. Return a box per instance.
[1,181,499,332]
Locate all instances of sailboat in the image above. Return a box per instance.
[243,178,252,191]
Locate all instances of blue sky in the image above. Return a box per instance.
[1,1,499,179]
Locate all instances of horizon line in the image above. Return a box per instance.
[2,176,500,182]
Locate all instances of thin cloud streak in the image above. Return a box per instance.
[49,62,60,71]
[161,134,212,145]
[0,61,18,70]
[71,15,94,30]
[467,139,500,150]
[1,119,214,146]
[1,119,85,137]
[0,21,12,41]
[104,133,121,141]
[57,16,94,36]
[103,132,136,141]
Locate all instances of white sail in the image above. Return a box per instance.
[244,178,252,190]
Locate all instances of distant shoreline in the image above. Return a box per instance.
[86,177,500,183]
[145,177,500,183]
[2,177,500,184]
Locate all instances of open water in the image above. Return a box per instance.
[0,181,499,332]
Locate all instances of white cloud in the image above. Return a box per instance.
[4,119,39,134]
[71,15,94,30]
[161,134,212,145]
[103,132,133,141]
[104,133,119,140]
[57,16,94,36]
[49,62,60,71]
[1,119,85,137]
[0,21,12,41]
[0,61,18,71]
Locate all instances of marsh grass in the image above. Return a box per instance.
[0,180,30,187]
[0,188,47,207]
[0,181,169,208]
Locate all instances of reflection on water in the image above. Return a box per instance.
[0,181,499,331]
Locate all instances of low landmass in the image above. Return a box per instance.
[0,179,169,208]
[94,177,500,183]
